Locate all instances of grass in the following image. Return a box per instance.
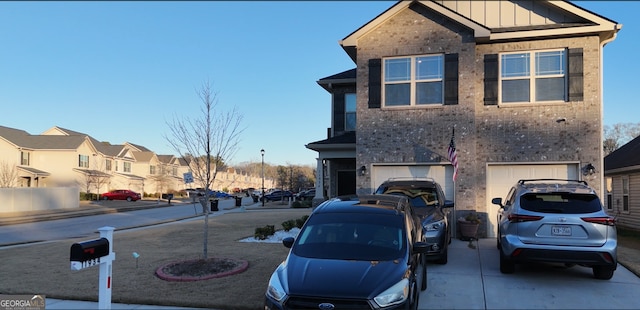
[0,208,312,310]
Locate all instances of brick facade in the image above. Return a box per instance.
[354,5,604,225]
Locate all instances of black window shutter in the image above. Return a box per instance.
[483,54,499,106]
[444,53,459,105]
[568,48,584,102]
[368,58,381,109]
[333,93,345,133]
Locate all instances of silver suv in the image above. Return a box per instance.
[491,179,617,280]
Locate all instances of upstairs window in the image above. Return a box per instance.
[623,176,629,212]
[345,93,356,131]
[383,54,444,106]
[105,159,112,171]
[500,49,566,103]
[150,165,156,175]
[78,155,89,168]
[21,151,30,166]
[124,162,131,173]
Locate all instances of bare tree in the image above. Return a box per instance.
[604,122,640,156]
[0,161,18,188]
[164,80,244,259]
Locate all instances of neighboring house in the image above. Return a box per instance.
[604,135,640,230]
[0,125,266,203]
[306,0,620,237]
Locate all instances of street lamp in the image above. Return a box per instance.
[261,149,265,207]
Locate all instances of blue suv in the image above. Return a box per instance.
[265,194,428,309]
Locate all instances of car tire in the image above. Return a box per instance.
[499,250,515,274]
[102,196,109,201]
[593,266,615,280]
[126,197,132,202]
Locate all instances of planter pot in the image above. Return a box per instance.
[458,220,479,240]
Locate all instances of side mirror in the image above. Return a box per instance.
[282,237,295,248]
[491,198,503,207]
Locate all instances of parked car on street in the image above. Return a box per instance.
[492,179,617,280]
[375,177,454,264]
[101,189,141,202]
[264,194,428,309]
[260,190,293,202]
[295,189,316,201]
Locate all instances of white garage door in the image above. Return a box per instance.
[486,163,579,237]
[371,165,454,201]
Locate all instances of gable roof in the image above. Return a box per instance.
[340,0,620,62]
[604,136,640,174]
[0,125,89,150]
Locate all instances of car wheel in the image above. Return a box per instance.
[496,229,501,250]
[499,250,515,274]
[126,197,132,202]
[593,266,615,280]
[102,196,109,200]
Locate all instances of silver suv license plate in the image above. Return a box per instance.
[552,225,572,236]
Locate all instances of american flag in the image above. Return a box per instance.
[448,129,458,182]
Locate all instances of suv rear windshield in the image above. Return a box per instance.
[520,193,603,214]
[293,213,406,261]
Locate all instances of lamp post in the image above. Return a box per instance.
[261,149,265,207]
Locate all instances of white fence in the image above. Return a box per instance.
[0,187,80,213]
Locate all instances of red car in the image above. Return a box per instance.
[101,190,141,202]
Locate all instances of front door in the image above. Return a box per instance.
[337,170,356,196]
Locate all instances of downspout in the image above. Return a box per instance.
[599,25,621,200]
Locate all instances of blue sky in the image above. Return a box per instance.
[0,1,636,167]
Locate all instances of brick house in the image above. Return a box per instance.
[306,0,620,237]
[604,135,640,230]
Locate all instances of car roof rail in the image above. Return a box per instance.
[358,194,408,210]
[518,179,588,186]
[384,177,436,182]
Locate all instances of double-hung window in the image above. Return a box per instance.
[383,54,444,106]
[79,155,89,168]
[623,176,629,212]
[124,162,131,173]
[500,49,566,103]
[21,151,30,166]
[345,93,356,131]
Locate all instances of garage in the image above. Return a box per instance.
[370,164,455,200]
[485,163,580,237]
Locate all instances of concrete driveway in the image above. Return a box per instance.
[421,238,640,309]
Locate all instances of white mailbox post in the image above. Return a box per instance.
[70,226,116,310]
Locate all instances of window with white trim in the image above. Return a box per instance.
[623,176,629,212]
[21,151,30,166]
[79,155,89,168]
[500,49,566,103]
[105,159,112,171]
[383,54,444,106]
[124,162,131,173]
[345,93,356,131]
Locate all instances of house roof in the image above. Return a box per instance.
[604,136,640,174]
[317,68,356,92]
[340,0,620,62]
[17,166,51,177]
[0,126,88,150]
[306,131,356,152]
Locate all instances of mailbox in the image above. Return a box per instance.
[70,238,110,262]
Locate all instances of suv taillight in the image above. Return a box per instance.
[581,216,616,226]
[508,214,543,223]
